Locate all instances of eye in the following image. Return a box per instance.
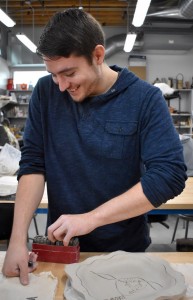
[52,74,58,84]
[65,72,75,77]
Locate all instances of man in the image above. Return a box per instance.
[3,8,187,285]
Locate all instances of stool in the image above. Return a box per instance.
[147,214,169,229]
[176,238,193,251]
[27,213,39,242]
[0,195,39,244]
[32,213,39,235]
[171,214,193,243]
[0,203,14,241]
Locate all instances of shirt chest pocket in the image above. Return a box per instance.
[78,118,138,160]
[102,121,138,159]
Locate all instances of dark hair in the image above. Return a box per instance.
[37,8,105,64]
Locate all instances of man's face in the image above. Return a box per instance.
[44,54,102,102]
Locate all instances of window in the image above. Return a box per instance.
[13,70,48,89]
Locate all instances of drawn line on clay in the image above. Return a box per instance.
[90,271,163,297]
[74,253,178,299]
[75,254,119,299]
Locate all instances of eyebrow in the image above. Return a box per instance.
[47,67,76,75]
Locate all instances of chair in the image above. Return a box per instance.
[0,203,14,242]
[176,238,193,252]
[28,213,39,242]
[171,214,193,243]
[147,214,169,229]
[0,201,39,246]
[32,213,39,236]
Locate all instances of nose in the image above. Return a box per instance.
[58,77,70,92]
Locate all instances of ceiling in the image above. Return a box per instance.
[0,0,193,34]
[0,0,193,56]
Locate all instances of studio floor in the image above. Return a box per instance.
[0,214,193,252]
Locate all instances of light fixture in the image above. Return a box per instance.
[0,8,15,27]
[78,0,83,9]
[124,33,137,52]
[16,33,37,53]
[132,0,152,27]
[16,7,37,53]
[123,3,137,53]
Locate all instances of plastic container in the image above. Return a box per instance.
[6,78,14,90]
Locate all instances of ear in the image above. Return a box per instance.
[93,45,105,65]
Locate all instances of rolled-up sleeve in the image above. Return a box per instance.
[140,88,187,207]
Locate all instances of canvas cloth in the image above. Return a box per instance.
[0,175,17,196]
[0,252,58,300]
[0,143,21,177]
[0,272,58,300]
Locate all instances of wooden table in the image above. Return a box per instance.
[0,252,192,300]
[150,176,193,215]
[33,252,193,300]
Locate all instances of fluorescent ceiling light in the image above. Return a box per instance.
[124,33,137,52]
[0,8,16,27]
[132,0,152,27]
[16,33,37,53]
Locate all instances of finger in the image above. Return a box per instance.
[63,232,73,246]
[29,251,38,263]
[47,219,63,242]
[2,263,20,277]
[5,267,20,277]
[19,267,29,285]
[52,225,67,242]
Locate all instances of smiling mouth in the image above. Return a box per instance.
[68,86,79,93]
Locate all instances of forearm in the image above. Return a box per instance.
[10,173,45,245]
[90,182,154,229]
[48,181,155,245]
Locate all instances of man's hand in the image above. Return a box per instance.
[47,213,96,246]
[2,244,38,285]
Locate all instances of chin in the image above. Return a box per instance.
[71,94,86,103]
[72,97,84,103]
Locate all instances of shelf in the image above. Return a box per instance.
[3,101,29,107]
[168,89,193,135]
[171,113,191,116]
[7,116,27,119]
[9,90,32,92]
[3,90,30,126]
[0,100,17,109]
[176,89,192,92]
[16,103,29,105]
[174,126,191,129]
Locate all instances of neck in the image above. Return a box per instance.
[100,65,119,94]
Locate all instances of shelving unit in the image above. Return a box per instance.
[165,89,193,136]
[2,90,32,135]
